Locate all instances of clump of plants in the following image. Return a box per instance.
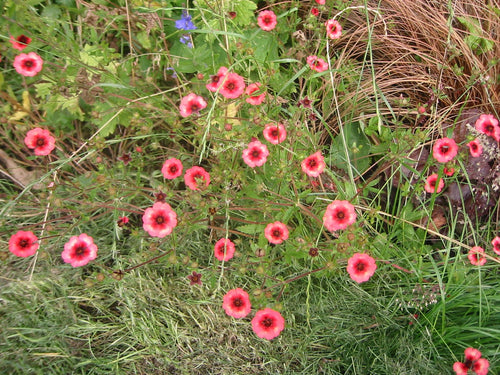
[1,0,499,373]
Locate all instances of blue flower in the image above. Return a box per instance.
[175,11,196,31]
[179,35,193,48]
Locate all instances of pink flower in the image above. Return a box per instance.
[453,347,489,375]
[468,246,486,266]
[465,348,482,362]
[10,34,32,51]
[453,362,468,375]
[222,288,251,318]
[301,151,325,177]
[242,140,269,167]
[206,66,228,92]
[424,173,444,193]
[323,200,357,232]
[179,93,207,117]
[184,166,210,190]
[8,230,39,257]
[432,138,458,163]
[245,82,266,105]
[251,308,285,340]
[306,55,328,72]
[467,139,483,157]
[491,236,500,255]
[263,123,287,144]
[315,0,325,4]
[61,233,98,267]
[219,72,245,99]
[347,253,377,283]
[142,202,178,238]
[257,10,277,31]
[311,8,319,16]
[13,52,43,77]
[473,358,490,375]
[325,19,342,39]
[161,158,183,179]
[214,238,236,261]
[24,128,56,156]
[264,221,289,245]
[475,114,500,142]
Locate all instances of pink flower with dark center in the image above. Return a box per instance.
[9,230,39,257]
[214,238,236,261]
[315,0,325,4]
[264,221,289,245]
[61,233,98,267]
[491,236,500,255]
[10,34,32,51]
[325,19,342,39]
[142,202,178,238]
[251,308,285,340]
[424,173,444,193]
[206,66,228,92]
[467,139,483,157]
[161,158,183,179]
[468,246,486,266]
[432,138,458,163]
[301,151,325,177]
[257,10,277,31]
[24,128,56,156]
[323,200,357,232]
[306,55,328,72]
[179,93,207,117]
[184,166,210,190]
[13,52,43,77]
[453,362,468,375]
[242,140,269,167]
[187,271,202,285]
[245,82,266,105]
[473,358,490,375]
[222,288,251,318]
[347,253,377,283]
[219,72,245,99]
[311,8,319,16]
[464,348,482,362]
[263,123,286,144]
[298,97,313,108]
[475,114,500,142]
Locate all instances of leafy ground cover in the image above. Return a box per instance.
[1,0,499,374]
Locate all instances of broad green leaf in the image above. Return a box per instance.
[232,0,257,26]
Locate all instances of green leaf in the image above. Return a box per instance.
[232,0,257,27]
[236,224,264,235]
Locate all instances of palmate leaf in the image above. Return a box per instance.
[232,0,257,27]
[456,16,494,54]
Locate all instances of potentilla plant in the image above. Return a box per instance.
[1,0,499,371]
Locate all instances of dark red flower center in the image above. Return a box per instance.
[484,124,494,134]
[190,103,199,112]
[440,145,449,154]
[309,247,319,257]
[429,179,436,188]
[263,16,272,25]
[156,215,165,224]
[36,137,46,147]
[271,129,279,137]
[356,261,366,272]
[75,245,87,257]
[261,317,274,328]
[470,143,478,151]
[308,159,317,168]
[23,59,34,69]
[251,149,261,158]
[169,165,178,173]
[211,75,220,84]
[226,81,235,91]
[336,210,345,220]
[272,229,282,238]
[232,298,243,307]
[19,239,29,248]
